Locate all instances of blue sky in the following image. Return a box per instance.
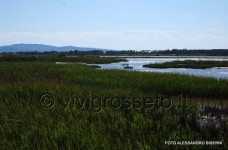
[0,0,228,50]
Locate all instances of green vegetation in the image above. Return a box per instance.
[7,48,228,56]
[143,60,228,69]
[0,55,126,64]
[0,57,227,149]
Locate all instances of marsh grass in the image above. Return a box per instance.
[0,60,227,149]
[0,55,126,64]
[143,60,228,69]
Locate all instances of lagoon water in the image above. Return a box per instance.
[96,57,228,79]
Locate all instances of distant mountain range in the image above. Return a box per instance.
[0,44,107,52]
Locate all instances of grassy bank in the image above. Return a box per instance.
[143,60,228,69]
[0,60,227,149]
[0,55,126,64]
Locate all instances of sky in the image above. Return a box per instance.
[0,0,228,50]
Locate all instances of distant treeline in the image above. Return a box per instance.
[1,49,228,56]
[105,49,228,56]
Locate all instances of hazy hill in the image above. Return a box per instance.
[0,44,105,52]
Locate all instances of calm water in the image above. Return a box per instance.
[95,57,228,79]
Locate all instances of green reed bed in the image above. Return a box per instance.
[143,60,228,69]
[0,61,227,149]
[0,55,126,64]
